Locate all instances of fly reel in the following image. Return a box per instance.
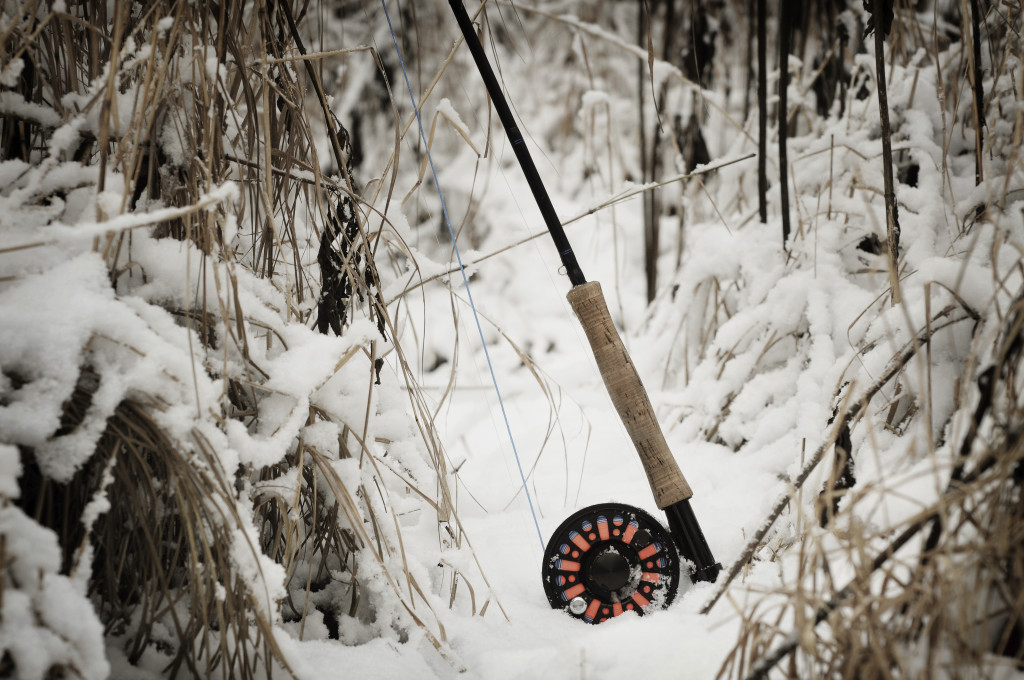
[542,503,681,623]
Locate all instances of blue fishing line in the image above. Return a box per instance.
[381,0,545,550]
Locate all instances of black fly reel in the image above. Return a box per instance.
[542,503,681,623]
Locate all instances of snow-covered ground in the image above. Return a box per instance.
[3,1,1023,678]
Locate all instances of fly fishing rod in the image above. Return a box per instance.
[448,0,721,623]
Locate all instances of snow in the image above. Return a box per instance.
[0,505,110,680]
[2,1,1023,679]
[0,58,24,88]
[0,91,62,128]
[0,255,113,459]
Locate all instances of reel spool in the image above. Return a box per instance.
[542,503,681,623]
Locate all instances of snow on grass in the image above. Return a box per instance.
[3,2,1023,678]
[0,504,110,680]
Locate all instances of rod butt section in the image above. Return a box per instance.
[665,499,721,583]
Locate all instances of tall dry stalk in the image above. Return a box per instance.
[639,0,662,304]
[757,0,768,224]
[869,0,903,305]
[777,1,793,245]
[965,0,985,187]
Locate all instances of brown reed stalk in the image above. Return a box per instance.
[870,0,902,305]
[757,0,768,224]
[778,1,793,245]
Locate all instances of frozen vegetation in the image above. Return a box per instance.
[2,1,1023,678]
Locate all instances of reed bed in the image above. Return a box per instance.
[0,1,495,677]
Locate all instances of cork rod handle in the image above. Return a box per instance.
[566,281,693,508]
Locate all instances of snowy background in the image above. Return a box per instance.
[2,1,1023,678]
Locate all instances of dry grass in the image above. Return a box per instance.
[0,1,492,677]
[718,293,1024,679]
[696,2,1024,677]
[4,1,1024,678]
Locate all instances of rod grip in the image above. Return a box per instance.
[566,281,693,508]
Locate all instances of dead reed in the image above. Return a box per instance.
[1,1,492,677]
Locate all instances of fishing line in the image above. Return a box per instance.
[381,0,545,550]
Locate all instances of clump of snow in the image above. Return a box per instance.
[0,505,110,680]
[0,58,24,87]
[0,91,63,129]
[0,444,20,497]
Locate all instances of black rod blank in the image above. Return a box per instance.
[448,0,586,287]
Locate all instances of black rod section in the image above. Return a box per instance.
[665,500,722,583]
[449,0,586,286]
